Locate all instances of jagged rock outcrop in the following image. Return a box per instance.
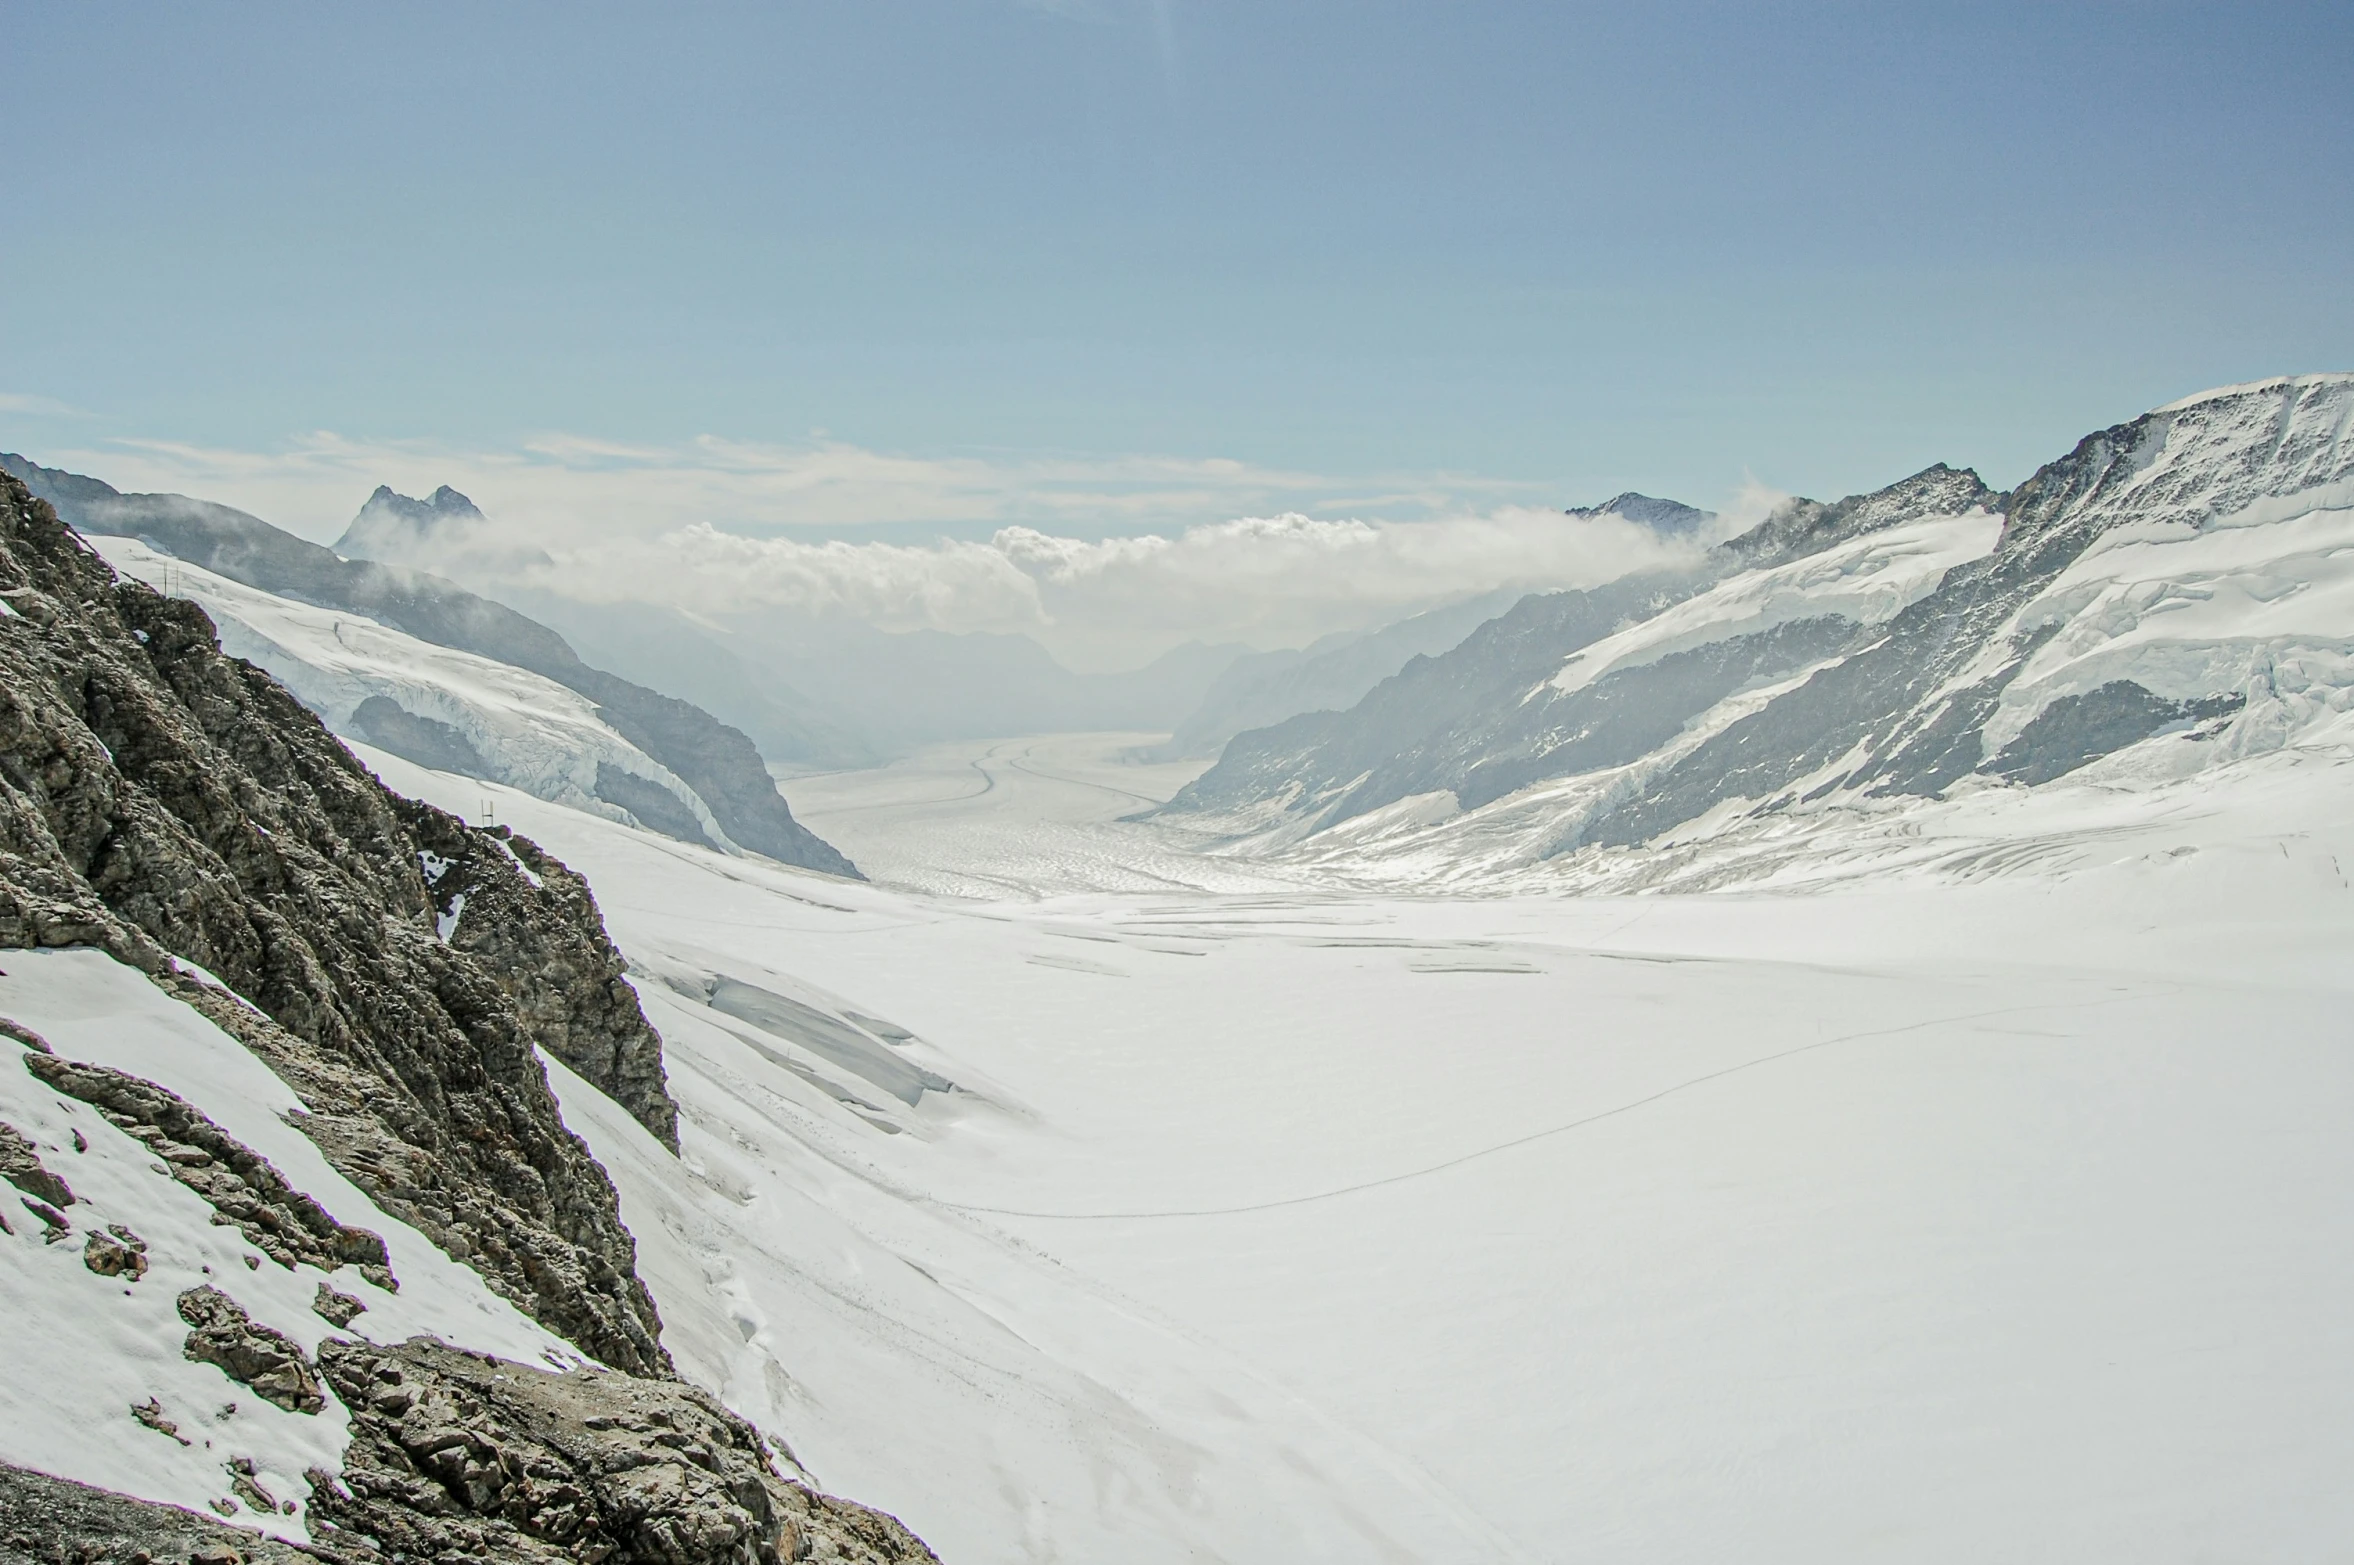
[24,1052,396,1282]
[337,485,553,576]
[0,1115,74,1209]
[309,1337,939,1565]
[0,467,671,1371]
[177,1285,328,1415]
[0,456,859,879]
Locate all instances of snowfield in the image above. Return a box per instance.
[341,725,2354,1564]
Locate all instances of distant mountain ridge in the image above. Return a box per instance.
[1158,377,2354,876]
[0,453,861,878]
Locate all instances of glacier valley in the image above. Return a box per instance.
[4,376,2351,1563]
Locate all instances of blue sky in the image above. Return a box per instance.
[3,0,2351,545]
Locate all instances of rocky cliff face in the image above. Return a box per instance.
[0,467,672,1370]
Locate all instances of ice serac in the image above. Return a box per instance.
[0,465,675,1362]
[0,455,861,880]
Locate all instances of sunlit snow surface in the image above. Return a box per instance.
[354,730,2354,1565]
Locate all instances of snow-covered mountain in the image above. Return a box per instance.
[0,456,860,878]
[1161,377,2354,884]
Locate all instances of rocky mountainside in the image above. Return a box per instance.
[0,457,859,879]
[1161,378,2354,868]
[0,469,933,1561]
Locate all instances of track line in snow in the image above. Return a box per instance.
[941,993,2148,1221]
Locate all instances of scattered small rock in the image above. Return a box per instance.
[310,1282,365,1328]
[21,1197,70,1242]
[223,1459,274,1517]
[129,1399,190,1447]
[0,1119,74,1208]
[239,1255,258,1272]
[84,1224,149,1280]
[175,1287,325,1415]
[202,1499,235,1519]
[0,1018,51,1054]
[70,1130,86,1154]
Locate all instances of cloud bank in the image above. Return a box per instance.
[37,430,1770,669]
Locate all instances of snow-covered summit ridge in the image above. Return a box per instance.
[2006,373,2354,548]
[2151,370,2354,416]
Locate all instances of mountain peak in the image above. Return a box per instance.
[1565,491,1712,535]
[337,482,511,565]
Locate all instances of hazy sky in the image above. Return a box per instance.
[4,1,2351,553]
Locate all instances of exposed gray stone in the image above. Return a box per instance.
[176,1286,325,1416]
[83,1224,148,1280]
[346,697,490,780]
[313,1281,367,1327]
[310,1338,940,1565]
[0,1460,312,1565]
[0,1119,73,1208]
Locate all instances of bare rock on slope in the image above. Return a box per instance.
[26,1051,394,1281]
[177,1285,327,1415]
[310,1337,940,1565]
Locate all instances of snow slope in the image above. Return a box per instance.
[0,950,582,1541]
[1548,507,2002,696]
[357,727,2354,1564]
[88,535,735,848]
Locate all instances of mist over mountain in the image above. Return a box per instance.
[0,453,859,877]
[338,483,554,576]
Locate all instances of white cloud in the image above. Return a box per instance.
[524,505,1719,669]
[0,392,91,417]
[36,429,1741,669]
